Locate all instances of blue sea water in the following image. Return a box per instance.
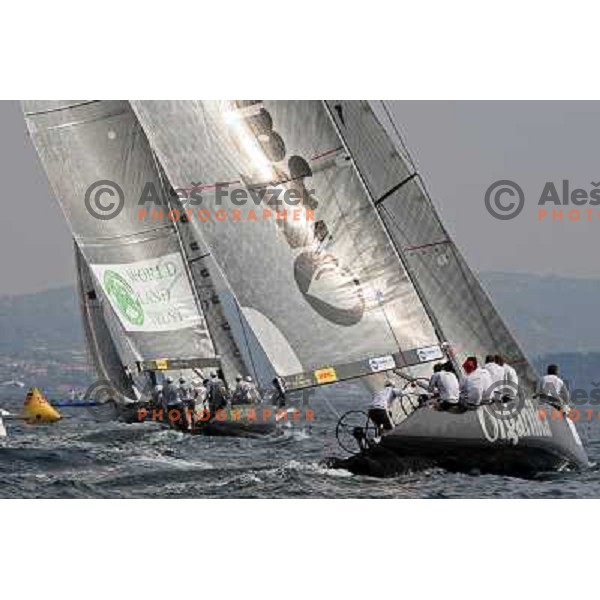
[1,385,599,498]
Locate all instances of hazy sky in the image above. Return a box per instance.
[2,100,599,295]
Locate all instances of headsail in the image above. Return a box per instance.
[74,241,135,397]
[132,101,444,390]
[23,101,220,377]
[326,101,537,389]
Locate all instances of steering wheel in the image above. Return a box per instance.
[335,410,380,455]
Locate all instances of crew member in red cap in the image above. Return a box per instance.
[459,356,493,406]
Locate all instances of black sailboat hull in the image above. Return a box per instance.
[113,402,283,437]
[190,420,277,438]
[330,398,590,478]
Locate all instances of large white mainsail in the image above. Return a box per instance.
[131,100,445,391]
[23,101,222,382]
[326,101,537,389]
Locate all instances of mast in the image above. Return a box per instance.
[147,151,231,381]
[151,154,255,387]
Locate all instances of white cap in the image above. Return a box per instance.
[245,376,253,382]
[165,376,174,383]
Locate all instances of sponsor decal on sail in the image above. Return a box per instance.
[314,367,338,384]
[91,253,203,333]
[369,354,396,373]
[416,345,444,363]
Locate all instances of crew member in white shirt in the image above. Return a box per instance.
[495,354,519,400]
[369,380,404,435]
[460,357,493,406]
[484,354,505,400]
[429,362,460,409]
[537,364,570,406]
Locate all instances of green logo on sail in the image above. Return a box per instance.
[103,270,145,326]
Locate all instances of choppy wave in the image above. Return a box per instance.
[2,395,600,498]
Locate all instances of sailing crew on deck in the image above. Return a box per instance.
[162,376,177,408]
[188,379,205,423]
[163,376,183,427]
[484,355,505,400]
[369,380,404,435]
[152,383,163,409]
[245,376,261,404]
[200,378,211,411]
[537,364,570,407]
[232,375,250,406]
[272,377,287,408]
[207,372,228,413]
[495,354,519,400]
[178,377,194,430]
[459,357,493,406]
[429,362,460,409]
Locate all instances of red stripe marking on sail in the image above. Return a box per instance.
[178,147,342,192]
[179,180,242,192]
[404,240,451,252]
[310,146,344,161]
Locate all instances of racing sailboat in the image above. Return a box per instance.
[23,101,276,435]
[130,100,588,476]
[23,100,589,474]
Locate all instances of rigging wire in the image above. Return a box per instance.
[323,101,410,366]
[378,101,514,360]
[232,299,260,384]
[380,101,417,173]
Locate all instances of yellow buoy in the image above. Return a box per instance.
[22,388,61,423]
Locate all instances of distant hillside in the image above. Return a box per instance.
[479,272,600,357]
[0,286,84,357]
[0,271,598,360]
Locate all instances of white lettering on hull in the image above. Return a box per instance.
[477,399,553,444]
